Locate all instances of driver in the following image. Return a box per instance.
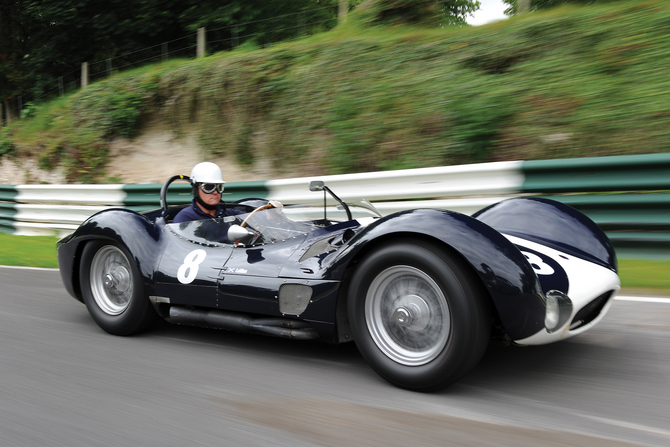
[173,162,281,223]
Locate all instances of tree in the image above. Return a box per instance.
[502,0,606,15]
[366,0,480,26]
[1,1,348,107]
[439,0,480,26]
[0,1,32,102]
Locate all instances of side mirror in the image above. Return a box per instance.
[309,180,324,192]
[228,225,254,244]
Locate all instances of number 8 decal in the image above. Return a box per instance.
[178,249,207,284]
[521,251,555,276]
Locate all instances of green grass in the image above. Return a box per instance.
[618,258,670,295]
[0,234,60,268]
[0,234,666,295]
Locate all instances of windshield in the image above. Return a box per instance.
[167,200,382,246]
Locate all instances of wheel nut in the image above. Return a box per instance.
[394,307,411,327]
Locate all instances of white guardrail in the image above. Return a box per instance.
[3,161,525,236]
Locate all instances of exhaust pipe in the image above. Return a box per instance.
[168,306,319,340]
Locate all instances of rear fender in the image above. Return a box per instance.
[58,209,163,301]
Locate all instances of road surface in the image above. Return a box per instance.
[1,266,668,446]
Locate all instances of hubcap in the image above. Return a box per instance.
[90,246,133,315]
[366,265,451,366]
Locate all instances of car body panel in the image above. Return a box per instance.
[321,208,548,340]
[57,196,619,346]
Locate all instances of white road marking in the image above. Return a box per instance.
[616,295,670,304]
[0,265,59,271]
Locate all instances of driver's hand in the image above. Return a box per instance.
[269,200,283,209]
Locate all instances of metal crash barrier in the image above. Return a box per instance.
[1,153,669,259]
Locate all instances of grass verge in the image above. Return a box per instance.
[617,259,670,296]
[0,234,666,295]
[0,234,60,269]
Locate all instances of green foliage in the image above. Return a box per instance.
[2,0,345,103]
[438,0,482,25]
[358,0,479,26]
[367,0,442,25]
[21,102,40,119]
[502,0,619,15]
[0,128,16,157]
[7,0,670,182]
[235,125,256,166]
[37,140,64,171]
[448,87,517,163]
[327,95,377,173]
[60,132,110,183]
[72,74,160,140]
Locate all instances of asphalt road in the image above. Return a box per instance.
[1,266,669,447]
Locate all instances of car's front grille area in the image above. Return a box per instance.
[570,291,614,330]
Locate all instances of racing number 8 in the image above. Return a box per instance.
[177,249,207,284]
[521,251,555,276]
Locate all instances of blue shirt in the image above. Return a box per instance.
[173,199,245,223]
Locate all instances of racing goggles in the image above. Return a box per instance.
[199,182,225,194]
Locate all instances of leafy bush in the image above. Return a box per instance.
[21,102,40,119]
[71,74,160,140]
[369,0,440,25]
[37,140,64,171]
[61,132,109,183]
[0,128,16,157]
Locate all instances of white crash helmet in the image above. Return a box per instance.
[190,162,225,185]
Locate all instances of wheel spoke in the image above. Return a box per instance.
[365,265,451,366]
[90,246,133,315]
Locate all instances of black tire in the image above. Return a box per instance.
[79,241,156,336]
[348,240,490,391]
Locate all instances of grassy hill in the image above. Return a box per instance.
[3,0,670,183]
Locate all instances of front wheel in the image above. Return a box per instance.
[79,241,156,335]
[348,241,490,391]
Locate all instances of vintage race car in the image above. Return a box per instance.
[57,177,620,391]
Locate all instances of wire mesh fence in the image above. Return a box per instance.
[3,6,337,123]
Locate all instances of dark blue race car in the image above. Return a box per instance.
[57,177,620,391]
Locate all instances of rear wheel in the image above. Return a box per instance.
[80,241,156,335]
[348,240,490,391]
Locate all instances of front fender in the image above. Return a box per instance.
[330,209,546,340]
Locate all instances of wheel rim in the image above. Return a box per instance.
[365,265,451,366]
[89,246,133,316]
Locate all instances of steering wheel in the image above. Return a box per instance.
[241,204,275,228]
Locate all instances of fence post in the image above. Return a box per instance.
[58,77,64,96]
[231,24,238,49]
[81,62,89,89]
[106,59,112,77]
[162,42,168,62]
[339,0,348,24]
[197,28,206,58]
[4,99,11,124]
[299,12,306,36]
[518,0,530,13]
